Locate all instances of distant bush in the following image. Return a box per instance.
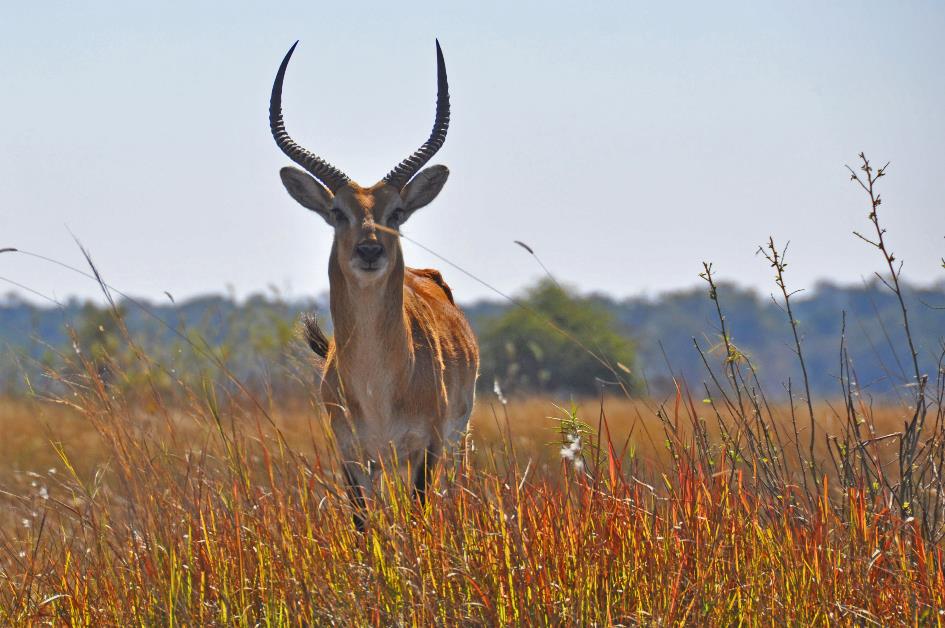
[478,279,637,396]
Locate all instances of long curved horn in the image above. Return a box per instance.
[270,41,350,193]
[383,40,450,190]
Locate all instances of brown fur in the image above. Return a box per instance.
[410,268,455,304]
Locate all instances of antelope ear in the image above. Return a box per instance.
[401,165,449,214]
[280,167,333,223]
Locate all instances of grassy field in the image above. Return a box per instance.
[1,387,943,625]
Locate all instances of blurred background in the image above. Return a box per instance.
[1,1,943,398]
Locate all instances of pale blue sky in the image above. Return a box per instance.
[1,2,943,304]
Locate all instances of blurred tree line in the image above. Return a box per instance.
[1,276,944,400]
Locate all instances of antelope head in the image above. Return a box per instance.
[271,41,451,286]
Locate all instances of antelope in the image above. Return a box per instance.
[269,40,479,525]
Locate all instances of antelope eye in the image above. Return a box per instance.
[389,209,405,226]
[330,209,347,225]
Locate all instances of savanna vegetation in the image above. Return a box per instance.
[4,266,944,399]
[0,154,943,624]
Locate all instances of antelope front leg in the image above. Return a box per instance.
[412,445,439,506]
[341,460,373,531]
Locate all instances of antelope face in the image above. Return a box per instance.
[279,167,449,285]
[270,39,452,287]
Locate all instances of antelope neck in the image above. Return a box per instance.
[329,259,411,368]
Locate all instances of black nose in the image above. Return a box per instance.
[355,242,384,263]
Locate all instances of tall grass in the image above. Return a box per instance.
[0,153,943,624]
[2,392,944,624]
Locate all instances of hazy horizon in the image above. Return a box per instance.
[2,2,943,306]
[3,264,944,310]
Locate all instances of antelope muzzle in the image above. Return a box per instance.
[355,241,385,269]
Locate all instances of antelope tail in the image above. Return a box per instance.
[300,313,330,358]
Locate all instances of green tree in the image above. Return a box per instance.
[479,279,637,396]
[73,303,128,388]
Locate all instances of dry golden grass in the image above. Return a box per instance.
[0,394,911,493]
[1,388,942,624]
[472,395,910,480]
